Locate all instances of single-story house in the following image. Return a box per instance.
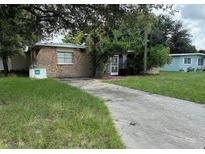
[30,42,94,78]
[1,42,162,77]
[160,53,205,72]
[30,42,129,78]
[1,42,129,77]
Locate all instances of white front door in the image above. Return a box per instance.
[110,55,119,75]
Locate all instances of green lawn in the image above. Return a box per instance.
[0,77,124,148]
[107,72,205,104]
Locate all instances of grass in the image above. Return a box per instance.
[0,77,124,148]
[107,71,205,104]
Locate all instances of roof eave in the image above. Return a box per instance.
[33,43,87,49]
[170,53,205,56]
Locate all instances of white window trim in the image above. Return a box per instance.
[183,57,192,65]
[198,58,204,66]
[57,50,74,65]
[57,62,74,65]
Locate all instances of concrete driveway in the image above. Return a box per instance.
[60,78,205,149]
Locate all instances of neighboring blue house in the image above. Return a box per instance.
[160,53,205,72]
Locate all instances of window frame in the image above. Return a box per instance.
[57,50,74,65]
[198,58,204,66]
[183,57,192,65]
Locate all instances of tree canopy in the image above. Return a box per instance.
[0,4,128,75]
[1,4,188,76]
[150,15,197,53]
[199,50,205,54]
[63,8,171,76]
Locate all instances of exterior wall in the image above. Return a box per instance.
[160,56,181,71]
[179,55,205,71]
[160,55,205,72]
[35,47,94,78]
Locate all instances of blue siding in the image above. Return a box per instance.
[160,55,205,72]
[161,56,181,71]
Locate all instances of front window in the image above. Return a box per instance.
[184,58,191,64]
[57,51,73,64]
[198,58,204,66]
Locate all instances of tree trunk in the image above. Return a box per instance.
[143,27,148,73]
[2,56,9,76]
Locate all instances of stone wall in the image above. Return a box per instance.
[35,47,94,78]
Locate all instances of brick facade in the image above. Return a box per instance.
[34,47,94,78]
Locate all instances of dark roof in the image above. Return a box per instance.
[34,42,87,49]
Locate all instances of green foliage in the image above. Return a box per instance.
[85,28,130,77]
[63,32,86,45]
[150,15,197,54]
[0,6,42,75]
[126,44,170,74]
[107,72,205,104]
[169,21,197,53]
[199,50,205,54]
[120,11,169,74]
[0,78,124,148]
[0,17,24,58]
[148,44,171,68]
[62,10,173,76]
[117,18,144,52]
[150,15,175,46]
[62,6,174,76]
[126,53,144,74]
[136,12,158,33]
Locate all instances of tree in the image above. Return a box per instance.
[0,20,23,75]
[126,44,170,74]
[0,6,42,75]
[63,9,171,76]
[150,15,175,46]
[169,21,197,53]
[148,44,171,68]
[121,9,158,72]
[62,5,175,76]
[62,31,87,45]
[87,28,129,77]
[199,50,205,54]
[61,4,174,76]
[0,4,127,75]
[150,15,197,54]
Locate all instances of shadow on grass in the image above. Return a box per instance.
[0,71,29,77]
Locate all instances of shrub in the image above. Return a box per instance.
[187,67,195,72]
[179,69,184,72]
[148,44,171,68]
[196,68,203,72]
[126,44,170,74]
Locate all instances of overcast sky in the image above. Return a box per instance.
[173,4,205,50]
[50,4,205,50]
